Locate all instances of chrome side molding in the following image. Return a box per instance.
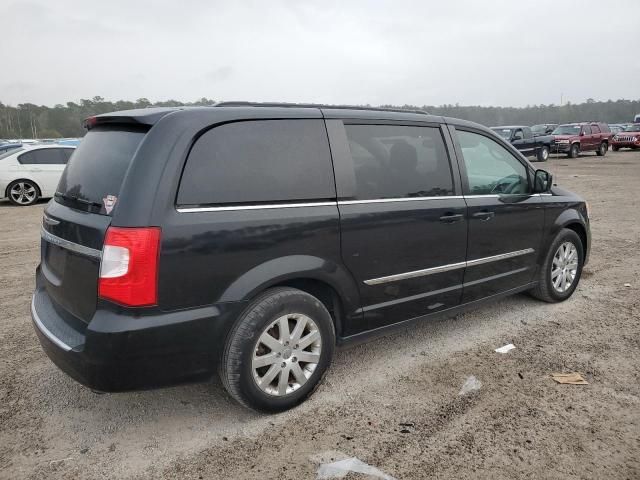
[364,248,535,285]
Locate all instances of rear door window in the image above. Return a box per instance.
[178,120,335,206]
[591,125,600,134]
[18,148,68,165]
[343,124,454,199]
[56,127,147,214]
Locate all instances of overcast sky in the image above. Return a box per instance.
[1,0,639,107]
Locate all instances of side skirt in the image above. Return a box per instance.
[336,282,537,348]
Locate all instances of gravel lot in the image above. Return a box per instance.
[1,150,639,479]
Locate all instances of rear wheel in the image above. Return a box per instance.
[219,287,335,412]
[7,179,39,206]
[536,146,549,162]
[568,143,580,158]
[530,228,584,303]
[596,142,607,156]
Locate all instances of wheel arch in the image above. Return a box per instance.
[5,177,42,199]
[218,255,361,338]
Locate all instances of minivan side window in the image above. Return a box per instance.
[343,124,453,199]
[456,130,529,195]
[178,120,335,206]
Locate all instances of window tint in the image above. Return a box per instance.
[590,124,600,134]
[582,125,592,135]
[178,120,335,205]
[18,148,71,165]
[456,130,529,195]
[57,127,146,214]
[343,124,453,199]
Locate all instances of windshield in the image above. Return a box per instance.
[623,124,640,132]
[531,125,546,133]
[491,128,512,139]
[552,125,581,135]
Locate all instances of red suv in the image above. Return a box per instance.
[551,122,612,158]
[611,124,640,151]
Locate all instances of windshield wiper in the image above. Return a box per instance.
[55,191,102,209]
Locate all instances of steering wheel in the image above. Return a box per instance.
[490,174,521,194]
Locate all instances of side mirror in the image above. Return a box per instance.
[533,169,553,193]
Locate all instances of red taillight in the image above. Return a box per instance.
[98,227,161,307]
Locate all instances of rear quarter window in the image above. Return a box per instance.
[178,119,335,206]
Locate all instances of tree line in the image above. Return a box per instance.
[1,96,638,139]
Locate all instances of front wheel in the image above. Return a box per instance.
[596,142,607,156]
[7,179,39,206]
[530,228,584,303]
[219,287,335,412]
[568,143,580,158]
[536,146,550,162]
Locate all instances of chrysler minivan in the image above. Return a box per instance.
[32,103,590,412]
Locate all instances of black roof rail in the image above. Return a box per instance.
[214,101,429,115]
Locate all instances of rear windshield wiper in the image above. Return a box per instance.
[55,192,102,210]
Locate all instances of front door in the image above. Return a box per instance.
[326,120,468,331]
[450,127,545,303]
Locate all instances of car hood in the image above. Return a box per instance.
[552,135,578,141]
[616,131,640,137]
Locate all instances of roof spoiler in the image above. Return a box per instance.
[83,107,180,130]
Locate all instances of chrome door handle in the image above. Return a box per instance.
[472,211,495,221]
[439,213,464,223]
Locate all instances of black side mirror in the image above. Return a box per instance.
[533,169,553,193]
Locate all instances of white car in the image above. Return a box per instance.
[0,144,75,206]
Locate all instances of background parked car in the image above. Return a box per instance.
[0,142,23,155]
[611,124,640,151]
[0,144,75,206]
[609,124,625,135]
[491,125,552,161]
[551,122,611,158]
[531,123,557,136]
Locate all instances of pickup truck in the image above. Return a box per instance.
[490,125,552,162]
[550,122,612,158]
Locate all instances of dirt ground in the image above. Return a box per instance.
[1,150,639,479]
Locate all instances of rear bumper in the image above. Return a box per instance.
[31,281,246,392]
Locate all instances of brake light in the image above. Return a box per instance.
[98,227,161,306]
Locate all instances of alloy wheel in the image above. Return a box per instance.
[252,313,322,396]
[9,182,37,205]
[551,241,578,293]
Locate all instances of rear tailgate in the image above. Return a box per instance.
[40,126,148,323]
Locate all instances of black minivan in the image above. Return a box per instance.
[32,104,590,412]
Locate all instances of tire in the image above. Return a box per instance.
[568,143,580,159]
[612,146,620,152]
[596,142,607,156]
[530,228,584,303]
[6,179,40,206]
[219,287,335,412]
[536,146,549,162]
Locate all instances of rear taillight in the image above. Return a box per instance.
[98,227,161,307]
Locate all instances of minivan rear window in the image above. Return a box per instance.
[56,127,146,214]
[178,120,335,206]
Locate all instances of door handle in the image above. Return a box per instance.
[472,211,495,221]
[439,213,464,223]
